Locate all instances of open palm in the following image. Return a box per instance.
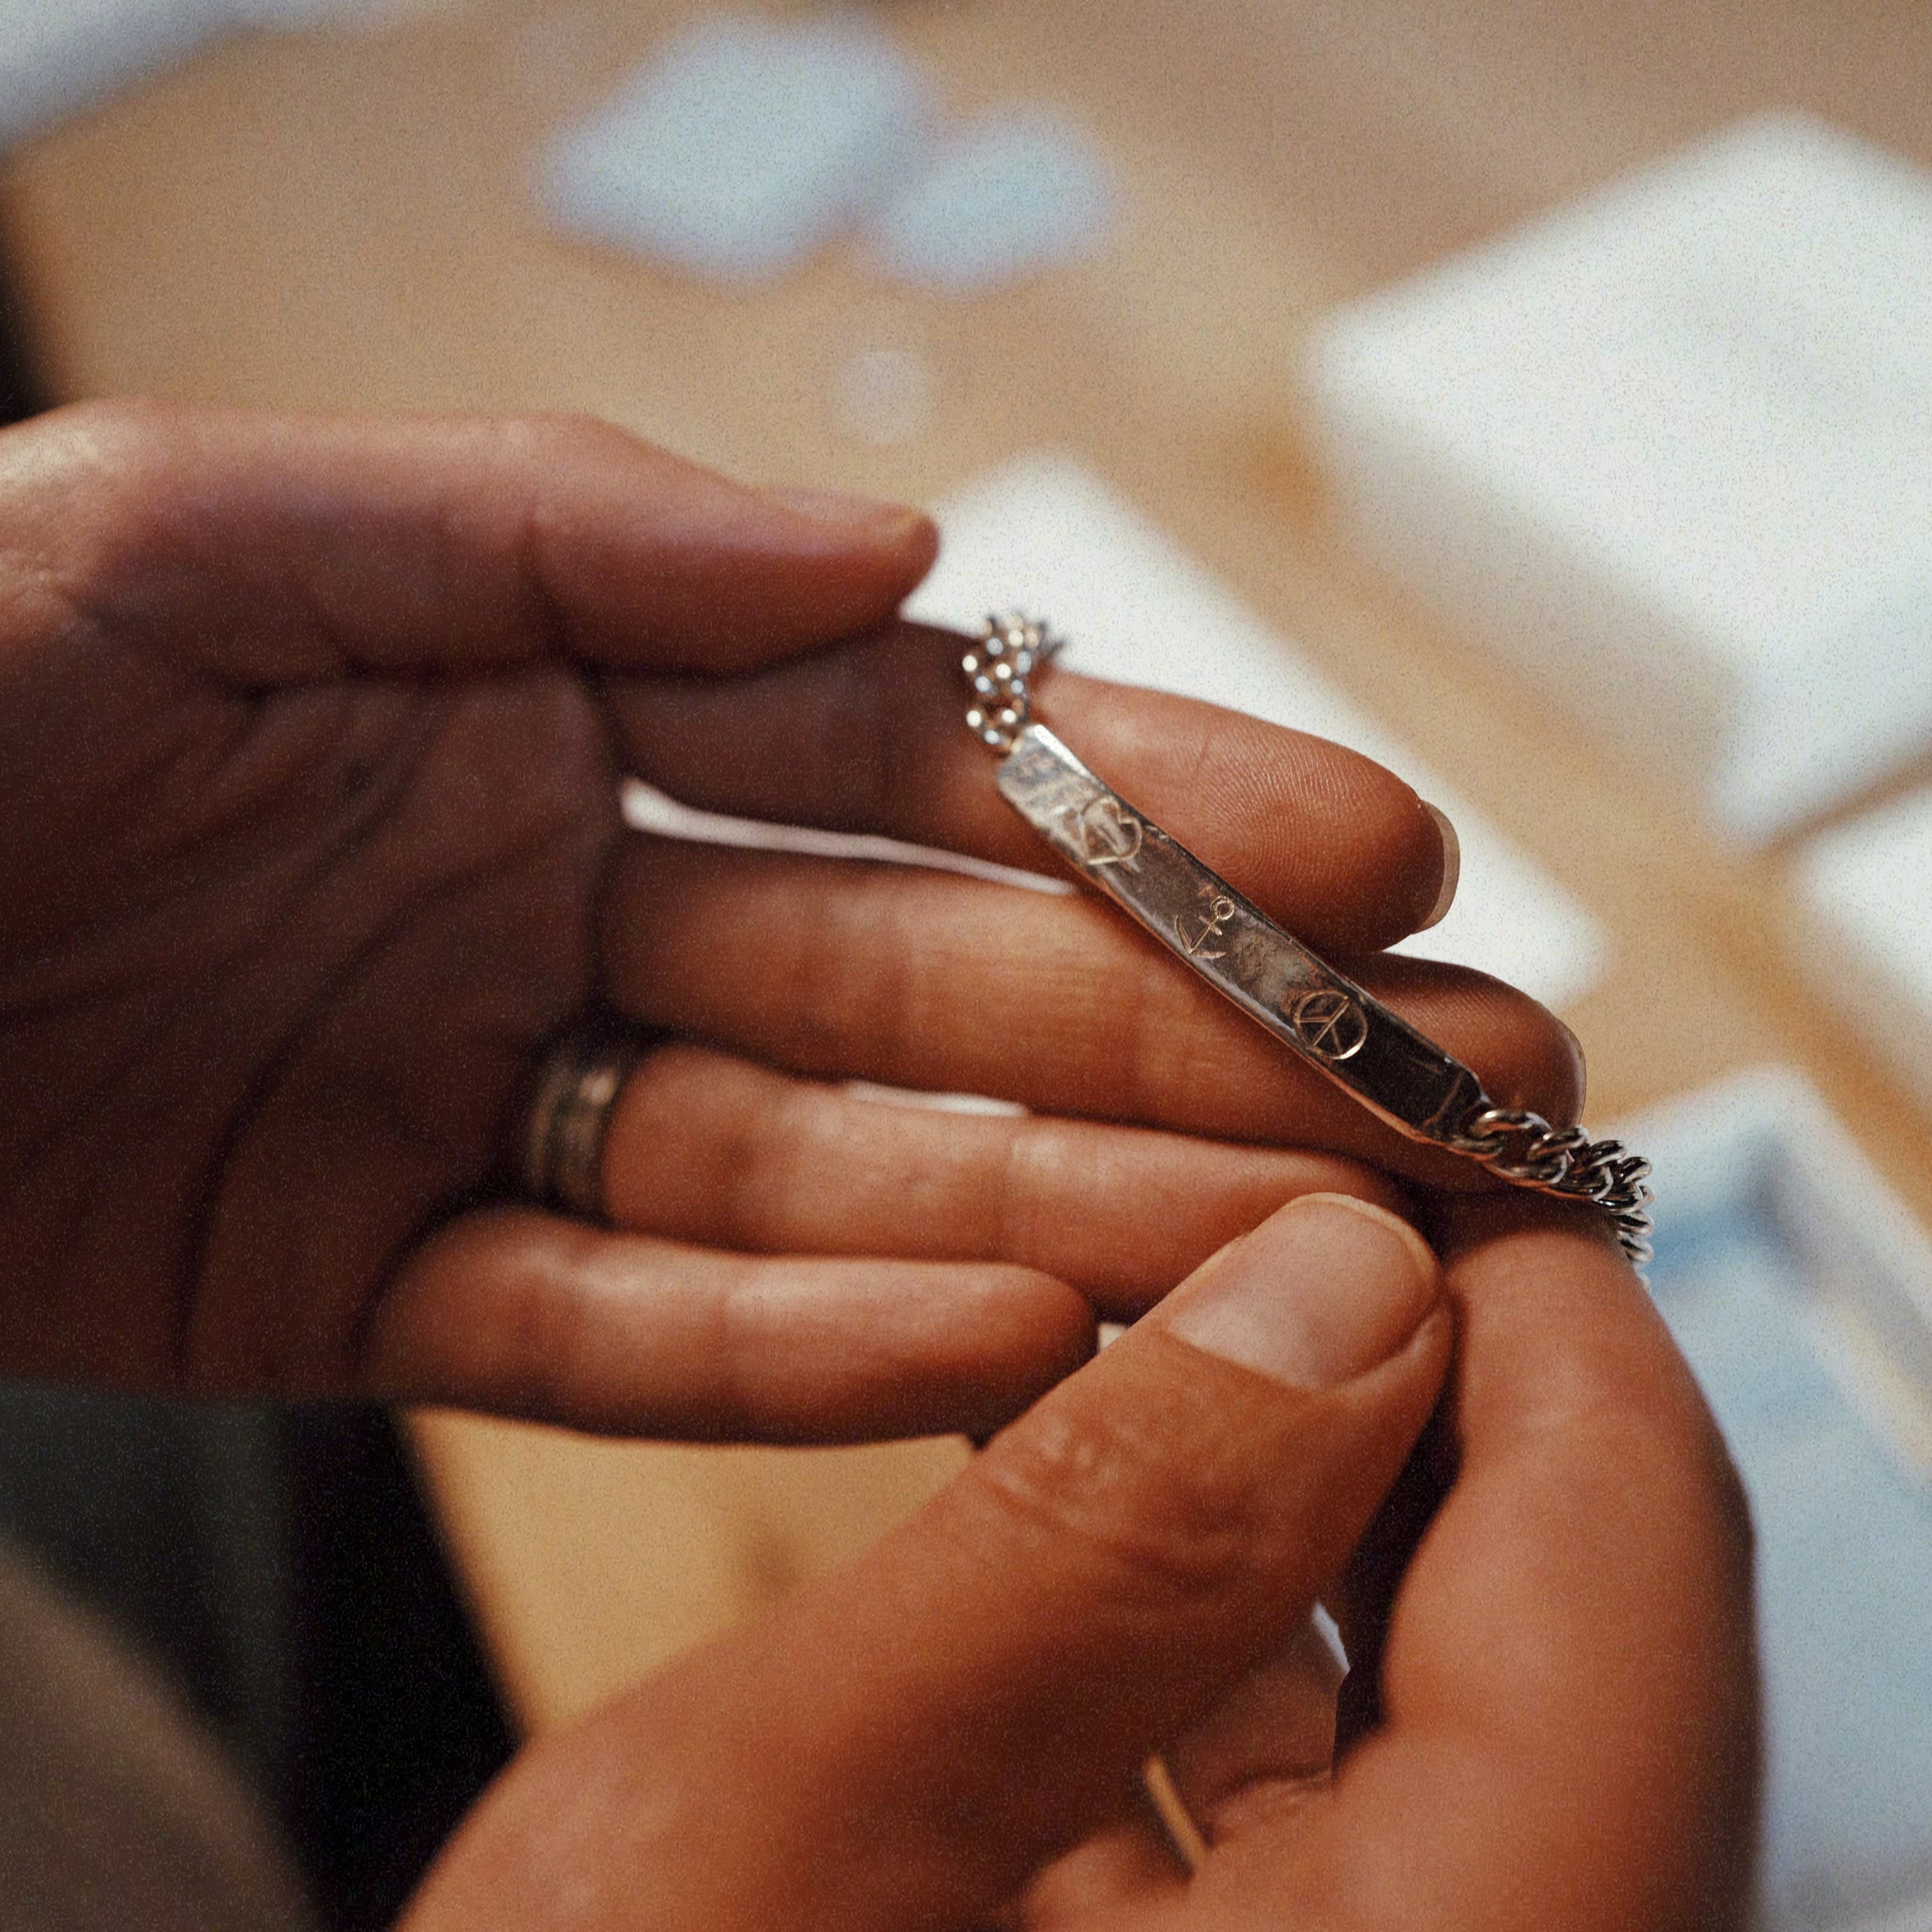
[0,403,1576,1441]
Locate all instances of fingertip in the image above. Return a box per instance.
[1308,779,1456,952]
[764,487,938,559]
[1044,679,1453,954]
[1555,1011,1587,1115]
[962,1265,1101,1419]
[1357,957,1587,1133]
[1522,995,1587,1127]
[1451,974,1587,1138]
[1302,1192,1441,1288]
[1162,1192,1440,1392]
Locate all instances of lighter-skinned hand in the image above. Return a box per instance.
[405,1195,1759,1932]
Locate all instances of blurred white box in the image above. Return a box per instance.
[0,0,232,145]
[904,453,1610,1011]
[539,13,928,283]
[1792,787,1932,1114]
[1303,112,1932,846]
[0,0,405,150]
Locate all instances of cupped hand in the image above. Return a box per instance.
[405,1197,1758,1932]
[0,402,1578,1439]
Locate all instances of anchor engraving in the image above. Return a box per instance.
[1176,894,1237,959]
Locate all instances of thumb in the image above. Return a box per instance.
[408,1194,1451,1932]
[1,402,936,682]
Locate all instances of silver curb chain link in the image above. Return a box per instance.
[1441,1108,1655,1260]
[963,613,1654,1265]
[962,612,1063,753]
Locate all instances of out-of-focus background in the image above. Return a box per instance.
[1,4,1930,1927]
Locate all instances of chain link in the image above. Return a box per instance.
[1444,1107,1654,1264]
[961,613,1062,753]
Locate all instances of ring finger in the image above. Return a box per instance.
[361,1042,1402,1441]
[601,1041,1407,1320]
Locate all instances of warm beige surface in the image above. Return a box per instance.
[410,1417,968,1728]
[7,0,1931,1731]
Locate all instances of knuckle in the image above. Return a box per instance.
[39,394,182,457]
[500,406,606,449]
[818,872,927,1069]
[992,1124,1037,1264]
[500,409,642,478]
[978,1389,1268,1612]
[0,400,191,591]
[47,398,190,508]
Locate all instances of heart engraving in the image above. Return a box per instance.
[1073,795,1144,868]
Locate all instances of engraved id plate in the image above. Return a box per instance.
[997,724,1485,1147]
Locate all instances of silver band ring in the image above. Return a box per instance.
[517,1020,650,1221]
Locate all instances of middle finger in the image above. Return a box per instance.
[600,838,1582,1189]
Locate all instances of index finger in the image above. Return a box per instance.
[1213,1201,1759,1930]
[605,621,1456,955]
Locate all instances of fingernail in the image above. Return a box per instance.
[1417,801,1460,932]
[1556,1012,1588,1113]
[1165,1194,1439,1389]
[766,485,926,534]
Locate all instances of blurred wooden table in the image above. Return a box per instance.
[7,0,1931,1732]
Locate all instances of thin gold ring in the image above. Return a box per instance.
[1143,1753,1209,1870]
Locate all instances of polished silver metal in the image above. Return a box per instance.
[517,1021,648,1221]
[962,619,1653,1263]
[961,612,1063,753]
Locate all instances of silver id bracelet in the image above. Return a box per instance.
[961,615,1653,1265]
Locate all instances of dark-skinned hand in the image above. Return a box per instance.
[0,401,1578,1440]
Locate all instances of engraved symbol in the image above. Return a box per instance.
[1177,894,1237,960]
[1070,795,1143,869]
[1287,988,1369,1063]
